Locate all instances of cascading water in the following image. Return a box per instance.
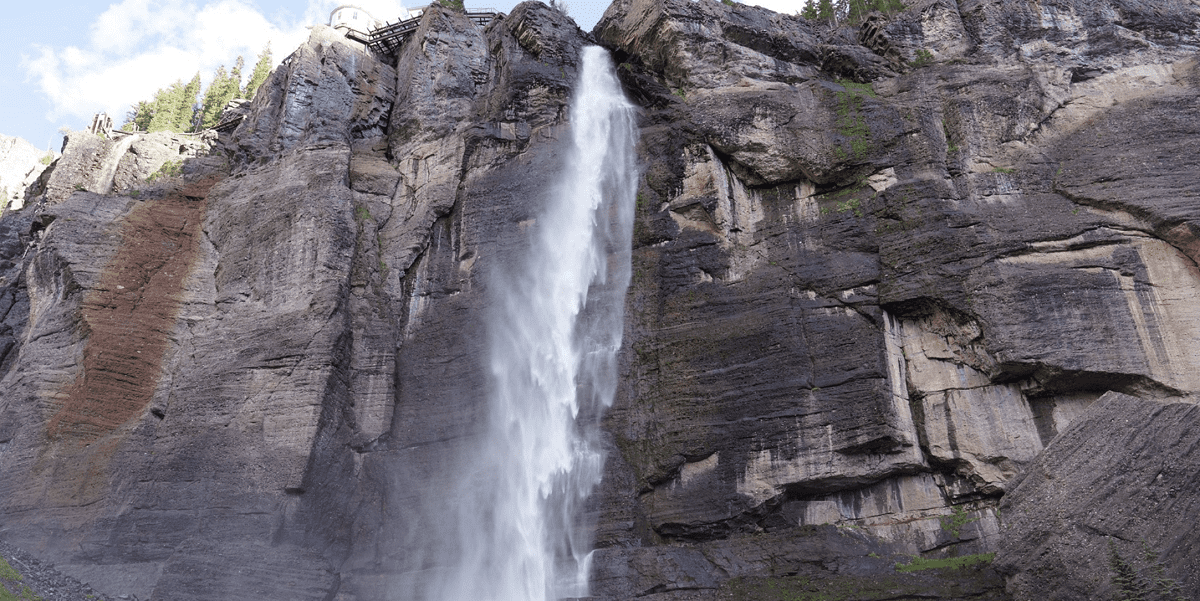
[402,45,637,601]
[95,134,139,194]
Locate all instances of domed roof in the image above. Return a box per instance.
[330,4,374,18]
[330,3,418,32]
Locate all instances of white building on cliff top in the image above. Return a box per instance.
[329,5,389,37]
[329,4,428,39]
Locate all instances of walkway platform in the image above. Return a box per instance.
[366,10,498,58]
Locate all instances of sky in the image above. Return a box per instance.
[0,0,801,152]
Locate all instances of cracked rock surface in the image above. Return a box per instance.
[0,539,117,601]
[0,0,1197,600]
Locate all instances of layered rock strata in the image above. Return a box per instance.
[996,392,1200,601]
[0,0,1196,600]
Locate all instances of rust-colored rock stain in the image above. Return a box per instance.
[48,178,219,444]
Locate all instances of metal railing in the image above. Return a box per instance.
[365,8,498,58]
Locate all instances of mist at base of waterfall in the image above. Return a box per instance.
[390,45,638,601]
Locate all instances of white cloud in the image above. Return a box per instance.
[18,0,543,127]
[22,0,322,125]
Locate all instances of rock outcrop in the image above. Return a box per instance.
[0,0,1197,600]
[593,0,1200,597]
[995,392,1200,601]
[0,135,51,214]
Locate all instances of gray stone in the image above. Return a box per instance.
[995,392,1200,601]
[0,135,50,213]
[109,131,214,193]
[0,0,1198,599]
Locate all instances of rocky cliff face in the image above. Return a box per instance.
[0,1,1197,600]
[587,0,1200,598]
[0,135,51,214]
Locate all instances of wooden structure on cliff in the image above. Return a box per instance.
[366,9,498,58]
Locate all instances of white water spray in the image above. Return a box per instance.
[402,45,637,601]
[95,134,138,195]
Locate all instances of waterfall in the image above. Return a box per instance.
[404,45,637,601]
[94,134,138,195]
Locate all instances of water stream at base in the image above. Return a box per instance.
[402,45,638,601]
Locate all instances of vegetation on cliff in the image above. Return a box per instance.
[2,0,1199,600]
[801,0,906,24]
[0,557,38,601]
[121,44,273,133]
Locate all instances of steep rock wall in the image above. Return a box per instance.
[995,392,1200,601]
[0,0,1196,600]
[2,5,596,601]
[591,0,1200,598]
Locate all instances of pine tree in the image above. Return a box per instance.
[178,73,202,132]
[123,100,153,132]
[802,0,819,19]
[242,44,273,100]
[200,58,244,129]
[817,0,835,21]
[846,0,870,23]
[200,66,229,129]
[832,0,906,24]
[147,80,185,133]
[230,55,245,98]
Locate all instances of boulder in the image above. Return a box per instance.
[995,392,1200,600]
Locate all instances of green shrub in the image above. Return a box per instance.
[0,556,44,601]
[895,552,995,573]
[940,505,980,538]
[147,159,183,182]
[1109,540,1187,601]
[39,154,54,166]
[837,198,863,217]
[910,49,934,67]
[832,80,875,160]
[0,557,20,581]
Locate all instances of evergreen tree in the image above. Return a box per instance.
[242,44,273,100]
[200,66,230,129]
[147,80,186,133]
[835,0,906,24]
[817,0,835,20]
[802,0,819,19]
[178,73,202,132]
[200,57,244,129]
[230,55,245,97]
[123,100,153,132]
[846,0,871,23]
